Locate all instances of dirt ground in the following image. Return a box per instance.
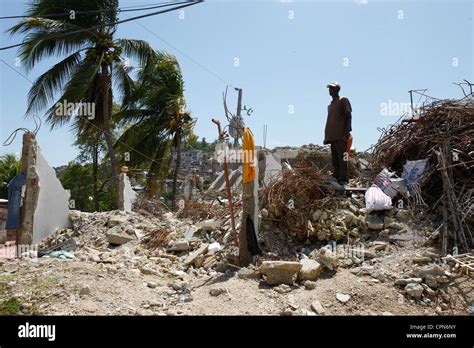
[1,242,471,316]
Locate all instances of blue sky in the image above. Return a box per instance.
[1,0,473,166]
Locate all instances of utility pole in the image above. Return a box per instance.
[233,88,243,148]
[235,88,243,116]
[236,87,258,266]
[263,124,268,149]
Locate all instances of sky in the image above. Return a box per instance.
[0,0,473,166]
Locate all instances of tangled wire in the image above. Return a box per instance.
[176,200,227,221]
[370,97,473,206]
[261,167,335,241]
[142,227,171,250]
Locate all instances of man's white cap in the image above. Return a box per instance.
[326,81,341,88]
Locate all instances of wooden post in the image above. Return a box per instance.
[239,179,254,266]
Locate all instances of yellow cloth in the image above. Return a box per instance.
[242,127,256,184]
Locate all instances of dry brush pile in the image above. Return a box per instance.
[261,167,335,242]
[176,200,227,221]
[371,94,474,253]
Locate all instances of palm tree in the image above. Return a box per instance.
[75,103,121,211]
[115,52,195,208]
[75,125,104,211]
[8,0,155,208]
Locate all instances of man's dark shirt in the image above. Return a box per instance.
[324,96,352,143]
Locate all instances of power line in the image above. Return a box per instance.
[0,0,202,51]
[0,37,174,166]
[0,1,178,20]
[0,0,210,165]
[82,117,172,164]
[125,13,234,87]
[0,59,34,83]
[1,0,233,101]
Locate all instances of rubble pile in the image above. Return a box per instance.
[371,97,473,184]
[287,144,364,178]
[394,264,453,312]
[39,208,237,275]
[176,200,227,221]
[260,167,335,242]
[132,193,164,216]
[41,210,176,249]
[259,182,437,254]
[371,96,474,253]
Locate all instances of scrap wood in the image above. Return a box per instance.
[184,243,209,266]
[443,253,474,275]
[435,144,472,254]
[371,96,474,182]
[370,90,473,253]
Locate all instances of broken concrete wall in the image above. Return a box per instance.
[19,133,39,245]
[263,153,283,186]
[19,132,70,245]
[208,168,242,192]
[33,145,71,244]
[118,172,137,213]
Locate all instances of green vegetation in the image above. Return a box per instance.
[0,275,42,315]
[8,0,200,210]
[0,154,21,199]
[115,52,195,207]
[9,0,156,209]
[185,136,216,153]
[0,298,22,315]
[57,161,116,211]
[9,0,202,211]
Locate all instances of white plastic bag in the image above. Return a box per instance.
[365,186,392,211]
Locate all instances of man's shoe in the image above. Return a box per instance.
[329,181,344,191]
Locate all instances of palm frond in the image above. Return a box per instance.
[9,18,94,71]
[44,54,103,129]
[116,38,156,67]
[112,60,135,108]
[26,51,84,116]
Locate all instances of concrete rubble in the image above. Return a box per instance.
[1,141,471,316]
[259,261,302,285]
[297,259,323,281]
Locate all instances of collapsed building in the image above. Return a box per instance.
[1,90,472,316]
[1,132,137,253]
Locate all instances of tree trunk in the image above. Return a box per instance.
[171,133,181,210]
[92,142,99,211]
[101,65,120,208]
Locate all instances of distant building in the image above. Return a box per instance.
[172,149,220,185]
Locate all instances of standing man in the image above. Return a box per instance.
[323,82,352,186]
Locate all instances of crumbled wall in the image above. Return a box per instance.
[264,153,282,185]
[19,133,39,245]
[119,173,137,212]
[32,147,71,244]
